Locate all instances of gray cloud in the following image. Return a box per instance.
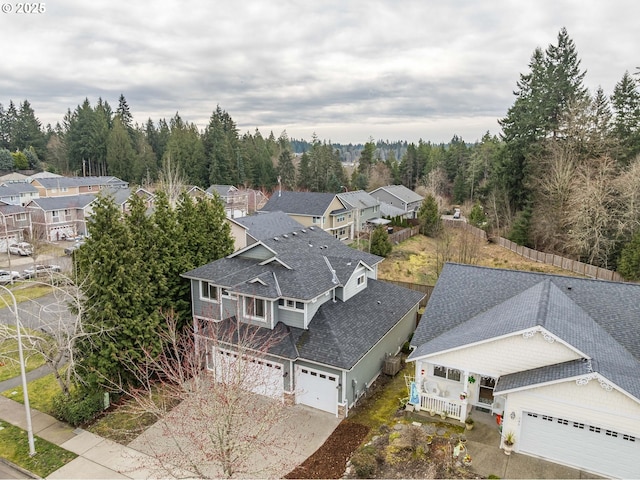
[1,0,638,143]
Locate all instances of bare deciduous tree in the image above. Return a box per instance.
[116,311,302,479]
[567,156,620,268]
[157,155,188,208]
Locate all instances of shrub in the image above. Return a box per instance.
[52,389,105,426]
[351,446,378,478]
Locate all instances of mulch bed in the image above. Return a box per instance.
[284,421,370,479]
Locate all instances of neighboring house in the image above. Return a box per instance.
[379,201,412,220]
[0,202,33,250]
[336,190,386,235]
[102,187,155,215]
[206,185,249,218]
[260,191,354,241]
[369,185,423,219]
[27,195,96,241]
[233,211,303,246]
[408,263,640,479]
[182,223,425,417]
[184,185,208,201]
[0,172,29,183]
[0,182,39,206]
[30,176,128,198]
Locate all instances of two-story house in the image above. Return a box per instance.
[408,263,640,479]
[260,191,354,241]
[369,185,423,219]
[30,176,128,198]
[336,190,386,235]
[0,182,40,206]
[27,195,96,241]
[182,213,424,417]
[0,201,33,250]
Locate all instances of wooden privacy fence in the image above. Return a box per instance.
[382,279,433,308]
[388,226,420,244]
[443,218,623,281]
[494,237,624,282]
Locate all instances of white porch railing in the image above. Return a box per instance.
[418,393,464,420]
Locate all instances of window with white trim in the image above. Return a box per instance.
[278,298,304,310]
[201,281,218,302]
[245,297,266,319]
[356,273,365,287]
[312,216,322,224]
[336,215,345,222]
[433,365,461,381]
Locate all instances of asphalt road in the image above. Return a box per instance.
[0,291,75,333]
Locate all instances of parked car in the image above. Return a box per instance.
[0,270,21,284]
[64,240,85,255]
[8,242,33,256]
[22,264,61,279]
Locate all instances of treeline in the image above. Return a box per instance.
[1,29,640,276]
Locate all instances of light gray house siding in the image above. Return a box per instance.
[344,304,418,410]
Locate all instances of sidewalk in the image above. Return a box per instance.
[0,395,178,479]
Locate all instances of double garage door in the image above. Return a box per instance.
[295,366,338,415]
[211,349,284,399]
[520,411,638,478]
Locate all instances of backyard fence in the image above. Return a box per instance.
[388,226,420,244]
[382,279,433,308]
[443,218,623,281]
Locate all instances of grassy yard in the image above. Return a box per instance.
[0,331,47,382]
[2,371,61,413]
[0,420,77,477]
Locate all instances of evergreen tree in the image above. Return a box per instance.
[417,194,442,237]
[618,229,640,281]
[369,225,392,257]
[611,71,640,163]
[0,148,12,170]
[75,194,162,388]
[275,139,296,190]
[106,116,136,181]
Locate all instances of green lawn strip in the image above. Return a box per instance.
[0,328,47,382]
[2,370,61,414]
[0,284,53,305]
[0,421,77,477]
[348,363,414,431]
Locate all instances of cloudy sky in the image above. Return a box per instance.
[1,0,638,144]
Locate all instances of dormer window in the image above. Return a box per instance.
[201,281,219,302]
[357,274,365,287]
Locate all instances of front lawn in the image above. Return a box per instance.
[0,329,47,382]
[0,421,77,477]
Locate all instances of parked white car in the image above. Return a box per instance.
[9,242,33,256]
[0,270,21,284]
[23,264,61,279]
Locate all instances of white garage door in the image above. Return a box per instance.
[295,366,337,415]
[210,349,283,399]
[520,412,639,478]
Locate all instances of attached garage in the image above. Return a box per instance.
[210,349,284,399]
[295,366,338,415]
[520,411,639,478]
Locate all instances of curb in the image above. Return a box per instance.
[0,456,40,479]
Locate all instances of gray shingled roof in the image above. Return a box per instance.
[33,176,127,188]
[337,190,379,209]
[370,185,423,203]
[260,191,341,216]
[379,202,407,217]
[206,185,236,197]
[409,263,640,399]
[28,195,96,210]
[293,279,425,369]
[234,211,304,241]
[495,359,591,393]
[0,183,38,195]
[184,227,383,301]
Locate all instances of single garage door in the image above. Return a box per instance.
[210,349,284,399]
[520,412,638,478]
[295,366,337,415]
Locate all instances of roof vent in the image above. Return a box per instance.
[308,243,313,247]
[292,232,298,236]
[377,300,381,305]
[301,229,306,233]
[309,226,315,230]
[274,237,279,241]
[283,234,288,238]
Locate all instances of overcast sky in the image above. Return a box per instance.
[1,1,638,144]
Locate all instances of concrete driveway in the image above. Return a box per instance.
[127,394,341,479]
